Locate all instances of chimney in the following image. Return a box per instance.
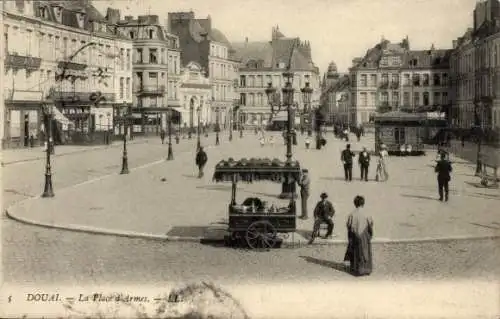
[106,8,121,24]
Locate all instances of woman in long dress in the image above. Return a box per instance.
[344,195,374,276]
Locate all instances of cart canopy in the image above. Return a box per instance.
[212,158,302,183]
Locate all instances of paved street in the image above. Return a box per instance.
[5,131,499,242]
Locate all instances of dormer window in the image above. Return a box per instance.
[149,29,155,39]
[53,6,63,23]
[76,12,85,28]
[129,31,135,39]
[39,6,48,18]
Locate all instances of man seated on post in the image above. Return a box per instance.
[311,192,335,241]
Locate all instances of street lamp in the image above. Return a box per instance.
[41,103,55,198]
[265,70,297,199]
[474,101,485,175]
[106,112,111,145]
[301,82,314,138]
[120,103,130,175]
[167,107,174,160]
[196,106,201,150]
[229,107,233,142]
[215,107,220,145]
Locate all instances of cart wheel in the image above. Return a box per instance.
[245,221,277,249]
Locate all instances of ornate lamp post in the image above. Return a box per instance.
[196,106,201,150]
[167,107,174,160]
[188,104,194,139]
[106,112,111,145]
[215,107,220,145]
[229,107,233,141]
[120,103,131,175]
[41,103,55,198]
[474,100,485,175]
[301,82,313,138]
[265,70,297,199]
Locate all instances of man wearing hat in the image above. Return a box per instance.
[298,169,311,219]
[311,192,335,241]
[341,144,355,181]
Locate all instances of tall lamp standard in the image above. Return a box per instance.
[120,103,131,175]
[265,70,297,199]
[229,106,233,141]
[196,106,201,150]
[41,103,55,198]
[106,112,111,145]
[301,82,314,138]
[166,107,174,160]
[474,100,485,175]
[215,107,220,145]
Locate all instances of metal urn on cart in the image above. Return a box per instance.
[212,157,303,249]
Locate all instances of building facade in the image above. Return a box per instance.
[231,26,321,127]
[320,62,349,124]
[450,0,500,131]
[167,11,237,130]
[114,14,181,135]
[2,0,133,148]
[349,37,451,127]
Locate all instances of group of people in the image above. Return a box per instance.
[340,143,389,182]
[297,176,374,277]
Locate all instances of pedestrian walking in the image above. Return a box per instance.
[305,136,311,149]
[309,192,335,243]
[160,129,166,144]
[195,146,208,178]
[341,144,355,181]
[344,195,374,277]
[375,144,389,181]
[356,129,361,142]
[343,127,349,142]
[358,147,371,181]
[435,152,452,201]
[259,137,265,147]
[268,136,275,147]
[298,169,310,220]
[29,134,35,148]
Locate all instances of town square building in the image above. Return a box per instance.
[2,0,133,148]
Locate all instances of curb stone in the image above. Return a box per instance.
[6,209,499,246]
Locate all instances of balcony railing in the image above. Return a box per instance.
[4,53,41,71]
[50,91,95,104]
[58,61,87,71]
[379,82,389,89]
[136,85,166,96]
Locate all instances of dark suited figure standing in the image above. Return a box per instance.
[160,129,166,144]
[435,152,453,201]
[341,144,355,181]
[298,169,310,220]
[358,147,371,181]
[310,192,335,241]
[195,146,208,178]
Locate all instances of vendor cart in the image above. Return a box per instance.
[212,157,302,249]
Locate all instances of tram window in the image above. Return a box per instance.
[394,128,405,144]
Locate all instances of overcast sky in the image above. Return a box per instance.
[94,0,478,74]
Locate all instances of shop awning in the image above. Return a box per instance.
[52,106,72,126]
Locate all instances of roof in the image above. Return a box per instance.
[374,111,426,121]
[402,49,452,69]
[209,28,230,44]
[212,158,302,183]
[231,41,273,65]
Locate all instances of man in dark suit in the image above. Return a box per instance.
[309,192,335,242]
[195,146,208,178]
[298,169,310,220]
[358,147,371,181]
[341,144,355,181]
[435,152,453,201]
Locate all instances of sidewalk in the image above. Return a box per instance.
[6,132,500,246]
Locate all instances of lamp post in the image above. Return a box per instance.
[106,112,111,145]
[120,103,130,174]
[167,107,174,160]
[229,107,233,141]
[474,101,484,175]
[301,82,314,139]
[41,103,55,198]
[196,106,201,150]
[265,70,297,199]
[215,107,220,145]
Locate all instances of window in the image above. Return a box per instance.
[240,93,246,105]
[126,78,130,98]
[149,72,157,79]
[149,29,154,39]
[126,49,130,70]
[4,32,7,56]
[360,92,367,106]
[413,92,420,106]
[380,57,388,66]
[360,74,367,86]
[63,37,68,57]
[370,74,377,87]
[381,73,388,85]
[380,92,389,102]
[129,31,135,39]
[423,74,429,86]
[119,78,124,99]
[403,74,410,85]
[442,92,448,105]
[442,73,448,86]
[240,75,246,87]
[403,92,410,106]
[433,92,441,105]
[433,74,441,86]
[390,56,401,66]
[161,49,165,64]
[149,48,157,64]
[392,91,399,106]
[120,48,125,70]
[391,74,399,84]
[423,92,429,106]
[136,48,143,63]
[413,74,420,86]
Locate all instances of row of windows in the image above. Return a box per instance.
[4,24,132,70]
[212,84,232,101]
[451,41,500,73]
[118,78,132,100]
[358,91,448,106]
[133,48,180,74]
[357,73,449,87]
[210,44,228,59]
[209,61,233,79]
[239,74,312,88]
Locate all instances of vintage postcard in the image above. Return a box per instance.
[1,0,499,318]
